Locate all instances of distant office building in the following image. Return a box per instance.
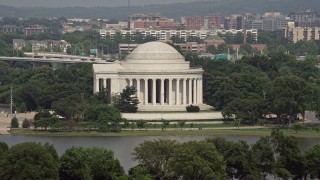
[289,10,317,23]
[100,29,211,41]
[13,39,70,52]
[119,44,138,54]
[0,25,22,33]
[204,35,225,47]
[224,14,242,29]
[129,13,175,30]
[215,29,258,42]
[105,22,128,30]
[183,15,221,30]
[289,10,320,28]
[284,27,320,43]
[24,25,52,36]
[174,42,206,53]
[225,12,293,32]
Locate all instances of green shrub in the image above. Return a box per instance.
[186,105,200,112]
[10,117,19,128]
[22,119,31,128]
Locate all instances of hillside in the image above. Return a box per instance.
[0,0,319,20]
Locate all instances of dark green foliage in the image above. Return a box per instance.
[59,146,124,180]
[34,110,52,120]
[305,144,320,179]
[136,120,146,129]
[128,165,152,180]
[10,117,19,128]
[85,104,123,132]
[186,105,200,112]
[114,86,139,113]
[21,118,30,128]
[0,142,59,180]
[33,117,63,130]
[170,141,227,179]
[132,139,178,179]
[207,138,258,179]
[0,142,9,159]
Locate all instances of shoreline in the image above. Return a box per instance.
[7,128,320,138]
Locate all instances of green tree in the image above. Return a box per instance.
[169,141,226,179]
[96,105,123,132]
[10,116,19,128]
[161,119,170,130]
[87,147,125,179]
[251,137,275,178]
[22,118,30,128]
[305,144,320,179]
[136,120,146,130]
[207,138,258,179]
[0,142,9,159]
[59,147,92,180]
[0,142,59,180]
[232,119,241,129]
[269,76,314,125]
[132,139,178,180]
[128,165,152,180]
[291,123,304,133]
[114,86,139,113]
[178,121,186,130]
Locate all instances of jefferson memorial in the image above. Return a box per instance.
[93,41,211,111]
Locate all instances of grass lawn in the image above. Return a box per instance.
[8,127,320,138]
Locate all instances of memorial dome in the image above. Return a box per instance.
[125,41,185,63]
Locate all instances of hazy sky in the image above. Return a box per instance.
[0,0,209,8]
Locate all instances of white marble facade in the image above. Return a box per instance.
[93,41,211,111]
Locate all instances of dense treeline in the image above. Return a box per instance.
[184,52,320,125]
[0,61,138,132]
[0,130,320,179]
[0,0,319,19]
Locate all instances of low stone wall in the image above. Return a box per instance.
[122,112,223,121]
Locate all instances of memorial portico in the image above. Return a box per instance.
[93,41,211,111]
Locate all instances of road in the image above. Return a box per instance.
[304,111,320,124]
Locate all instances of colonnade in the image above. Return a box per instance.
[94,77,203,106]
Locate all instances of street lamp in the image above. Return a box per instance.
[262,90,266,100]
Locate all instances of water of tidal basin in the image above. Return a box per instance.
[0,134,319,172]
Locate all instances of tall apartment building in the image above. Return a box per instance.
[284,27,320,43]
[129,13,175,29]
[182,15,221,30]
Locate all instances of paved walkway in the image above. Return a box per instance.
[0,112,35,134]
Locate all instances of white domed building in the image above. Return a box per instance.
[93,41,211,111]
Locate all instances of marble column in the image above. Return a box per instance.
[152,79,156,105]
[144,79,148,105]
[136,79,140,102]
[129,78,133,87]
[197,79,200,104]
[176,79,180,105]
[182,78,187,105]
[188,79,192,104]
[160,79,164,105]
[193,78,197,104]
[103,78,106,89]
[94,78,99,93]
[199,78,203,104]
[168,79,172,105]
